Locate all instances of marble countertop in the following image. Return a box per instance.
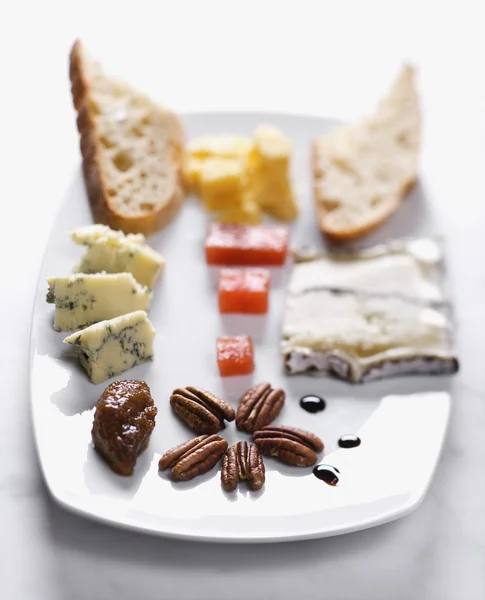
[2,2,484,598]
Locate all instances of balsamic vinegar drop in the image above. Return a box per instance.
[313,464,340,486]
[299,395,326,414]
[338,435,361,449]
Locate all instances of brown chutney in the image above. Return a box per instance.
[92,380,157,476]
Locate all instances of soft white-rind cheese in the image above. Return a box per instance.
[47,272,151,331]
[283,292,451,356]
[290,238,445,302]
[70,224,164,287]
[63,310,155,384]
[283,239,458,382]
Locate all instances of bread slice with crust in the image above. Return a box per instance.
[313,65,420,241]
[69,40,185,236]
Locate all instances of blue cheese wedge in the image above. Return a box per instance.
[70,224,164,287]
[63,310,155,384]
[283,239,458,382]
[46,272,151,331]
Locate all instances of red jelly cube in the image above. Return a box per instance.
[218,269,270,314]
[216,335,255,377]
[205,223,289,266]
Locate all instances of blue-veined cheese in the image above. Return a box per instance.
[46,272,151,331]
[63,310,155,384]
[70,224,164,287]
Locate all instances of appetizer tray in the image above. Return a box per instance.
[30,112,452,542]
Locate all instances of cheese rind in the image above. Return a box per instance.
[70,225,164,287]
[63,310,155,384]
[47,272,151,331]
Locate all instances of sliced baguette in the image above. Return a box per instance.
[69,40,185,236]
[313,64,420,241]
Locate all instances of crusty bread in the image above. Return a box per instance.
[313,64,420,241]
[69,40,185,236]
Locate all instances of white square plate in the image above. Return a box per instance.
[30,112,452,542]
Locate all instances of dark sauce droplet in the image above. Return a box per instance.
[338,435,361,449]
[313,464,340,486]
[300,395,326,413]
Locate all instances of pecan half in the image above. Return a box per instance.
[221,441,265,492]
[253,425,324,467]
[236,382,285,433]
[159,434,228,481]
[170,386,235,434]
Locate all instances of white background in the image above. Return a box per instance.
[1,1,484,598]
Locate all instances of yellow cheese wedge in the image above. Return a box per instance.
[246,125,298,219]
[256,182,298,221]
[184,126,297,223]
[264,194,299,221]
[187,136,253,159]
[252,124,292,163]
[199,158,246,211]
[216,197,262,225]
[183,157,205,193]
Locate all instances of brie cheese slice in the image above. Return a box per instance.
[290,238,445,302]
[283,239,458,382]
